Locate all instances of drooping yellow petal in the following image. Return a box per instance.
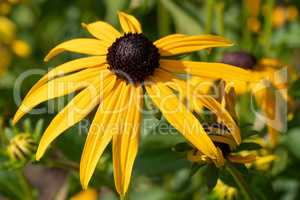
[13,69,110,124]
[36,75,116,160]
[113,85,142,195]
[156,35,233,56]
[154,69,241,144]
[195,96,241,144]
[145,77,218,159]
[160,59,260,82]
[118,12,142,33]
[82,21,121,43]
[44,39,109,61]
[25,56,107,98]
[80,81,125,189]
[227,154,256,164]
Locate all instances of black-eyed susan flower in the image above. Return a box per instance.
[186,85,256,167]
[13,12,258,195]
[221,52,294,147]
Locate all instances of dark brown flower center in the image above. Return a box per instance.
[106,33,160,84]
[221,51,257,70]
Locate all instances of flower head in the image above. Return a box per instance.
[6,133,36,161]
[222,52,293,147]
[13,12,259,195]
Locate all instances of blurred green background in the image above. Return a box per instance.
[1,0,300,199]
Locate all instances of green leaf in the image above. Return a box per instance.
[172,142,193,152]
[235,142,262,152]
[189,163,205,178]
[0,170,33,200]
[204,164,219,191]
[282,128,300,159]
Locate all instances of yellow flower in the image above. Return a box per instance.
[244,0,261,33]
[244,0,261,17]
[70,188,98,200]
[13,12,258,195]
[247,17,261,33]
[187,84,256,167]
[272,6,286,28]
[287,5,298,22]
[0,1,12,15]
[11,39,31,58]
[6,133,36,161]
[0,16,16,44]
[213,180,237,200]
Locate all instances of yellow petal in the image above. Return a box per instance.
[82,21,121,43]
[80,81,126,189]
[13,69,110,124]
[153,34,186,47]
[113,85,142,195]
[36,75,116,160]
[160,59,260,82]
[70,188,98,200]
[156,35,233,56]
[227,154,256,164]
[145,77,218,159]
[118,12,142,33]
[111,84,131,194]
[44,39,109,61]
[213,147,225,167]
[25,56,107,98]
[195,96,241,144]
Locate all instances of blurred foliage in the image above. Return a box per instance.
[0,0,300,199]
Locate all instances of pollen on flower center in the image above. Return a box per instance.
[106,33,160,84]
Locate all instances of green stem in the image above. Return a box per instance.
[241,0,252,50]
[226,163,255,200]
[45,159,79,171]
[157,1,171,36]
[216,1,225,35]
[205,0,215,34]
[120,193,129,200]
[261,0,274,54]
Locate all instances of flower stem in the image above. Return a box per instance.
[158,1,171,36]
[226,163,255,200]
[261,0,274,54]
[205,0,215,34]
[120,193,128,200]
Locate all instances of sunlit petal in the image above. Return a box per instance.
[36,75,116,160]
[160,59,259,82]
[44,39,109,61]
[118,12,142,33]
[80,81,125,189]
